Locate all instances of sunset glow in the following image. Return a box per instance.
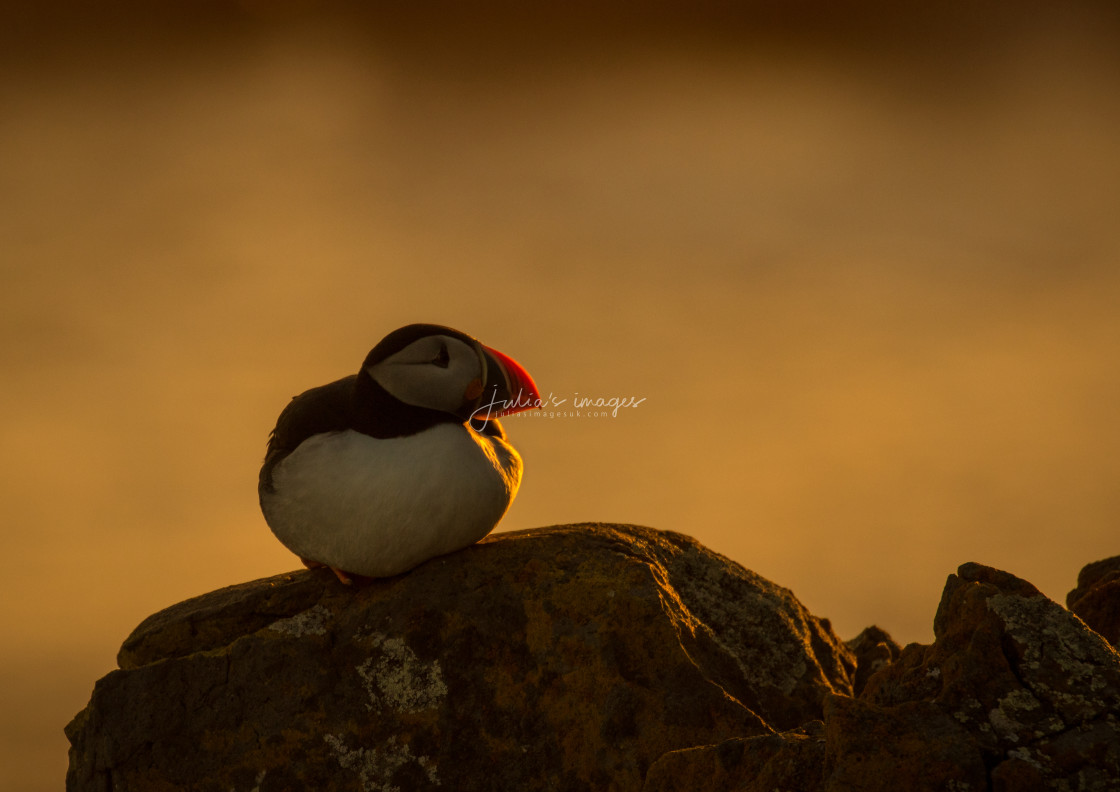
[3,4,1120,789]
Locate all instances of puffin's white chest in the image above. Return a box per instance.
[261,423,522,577]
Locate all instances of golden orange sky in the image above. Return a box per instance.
[3,4,1120,790]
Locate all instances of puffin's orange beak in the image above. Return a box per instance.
[479,344,541,418]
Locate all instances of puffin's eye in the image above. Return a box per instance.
[432,343,450,368]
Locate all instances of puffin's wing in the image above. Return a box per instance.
[259,375,357,494]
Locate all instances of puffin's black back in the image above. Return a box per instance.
[258,376,356,495]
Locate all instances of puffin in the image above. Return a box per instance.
[259,324,540,584]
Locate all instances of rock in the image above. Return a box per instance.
[820,695,987,791]
[645,561,1120,792]
[844,625,901,697]
[643,722,828,792]
[860,562,1120,791]
[68,529,1120,792]
[643,697,988,792]
[66,524,855,792]
[1067,555,1120,647]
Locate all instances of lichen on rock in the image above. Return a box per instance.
[356,633,448,714]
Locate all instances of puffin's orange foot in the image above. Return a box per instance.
[300,557,355,585]
[328,567,354,585]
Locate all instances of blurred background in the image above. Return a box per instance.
[3,1,1119,788]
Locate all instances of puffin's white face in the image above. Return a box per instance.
[366,334,484,414]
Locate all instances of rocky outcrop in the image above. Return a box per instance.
[65,527,1120,791]
[860,563,1120,790]
[1068,554,1120,648]
[644,560,1120,792]
[66,524,853,792]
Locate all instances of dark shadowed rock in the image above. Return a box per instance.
[860,562,1120,791]
[821,695,987,791]
[643,561,1120,792]
[844,625,901,697]
[643,722,827,792]
[1067,555,1120,648]
[643,696,988,792]
[66,524,854,792]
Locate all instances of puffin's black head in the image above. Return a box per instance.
[353,324,539,436]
